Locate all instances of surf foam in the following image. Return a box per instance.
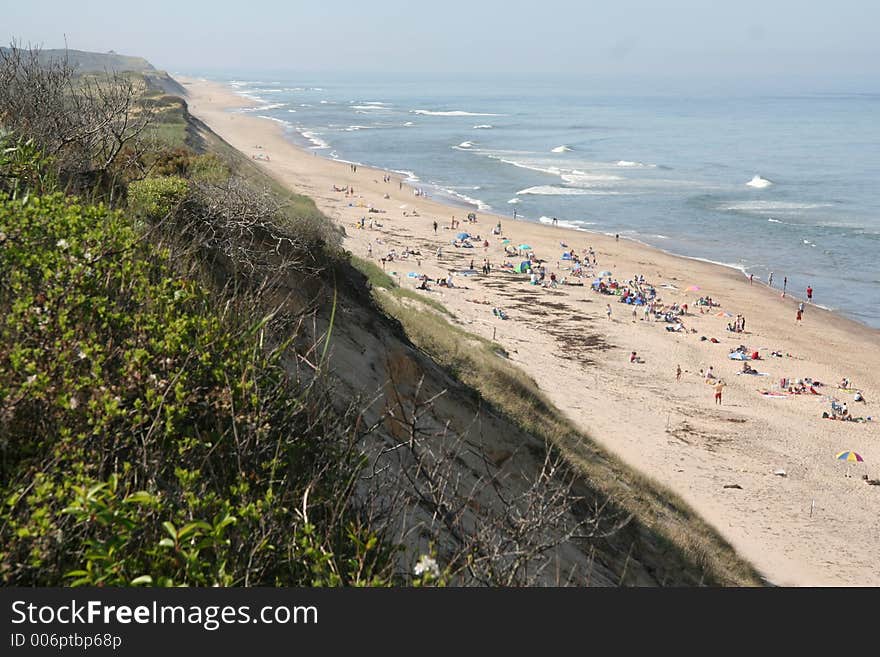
[746,175,773,188]
[412,109,501,117]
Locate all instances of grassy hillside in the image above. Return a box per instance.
[0,47,156,73]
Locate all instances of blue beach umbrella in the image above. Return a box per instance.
[456,232,470,240]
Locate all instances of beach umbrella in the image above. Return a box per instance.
[716,311,733,318]
[518,244,532,251]
[456,232,470,240]
[501,238,511,244]
[599,270,613,277]
[686,285,701,292]
[836,451,864,462]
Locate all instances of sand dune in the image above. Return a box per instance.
[180,77,880,586]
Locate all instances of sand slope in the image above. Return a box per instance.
[179,77,880,586]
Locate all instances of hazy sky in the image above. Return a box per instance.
[5,0,879,80]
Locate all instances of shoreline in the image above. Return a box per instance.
[222,82,871,330]
[178,75,880,586]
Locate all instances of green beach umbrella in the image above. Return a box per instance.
[518,244,532,251]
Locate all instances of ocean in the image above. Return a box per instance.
[199,73,880,327]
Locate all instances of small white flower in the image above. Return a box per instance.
[413,555,440,579]
[77,350,87,360]
[25,374,37,385]
[83,250,93,261]
[56,239,69,250]
[69,396,79,410]
[174,290,184,301]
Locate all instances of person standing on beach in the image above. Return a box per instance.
[807,285,813,303]
[367,242,372,258]
[513,208,517,219]
[433,220,438,234]
[796,307,803,323]
[749,274,754,285]
[676,364,682,381]
[768,272,774,288]
[606,304,612,320]
[714,380,725,405]
[615,233,619,242]
[782,276,788,298]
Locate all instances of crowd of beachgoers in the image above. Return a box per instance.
[343,181,874,432]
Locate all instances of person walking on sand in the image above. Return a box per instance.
[432,220,438,234]
[806,285,813,303]
[367,242,373,258]
[714,380,725,405]
[796,307,803,323]
[749,273,754,285]
[615,233,619,242]
[676,364,682,381]
[782,276,788,298]
[606,304,612,320]
[768,272,774,288]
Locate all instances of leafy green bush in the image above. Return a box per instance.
[0,135,58,200]
[188,153,229,184]
[127,175,188,220]
[0,194,393,586]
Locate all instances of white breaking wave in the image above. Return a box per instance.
[616,160,656,168]
[721,201,829,213]
[411,109,501,117]
[444,189,491,211]
[343,125,374,131]
[240,102,286,112]
[287,109,297,113]
[538,216,593,230]
[403,121,415,126]
[392,169,420,182]
[473,124,494,129]
[517,185,621,196]
[507,198,521,204]
[455,141,475,149]
[561,172,624,186]
[350,105,389,110]
[551,145,573,153]
[258,116,292,127]
[493,157,562,176]
[746,175,773,188]
[301,130,330,149]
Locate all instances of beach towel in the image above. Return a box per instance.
[759,390,788,397]
[728,352,750,360]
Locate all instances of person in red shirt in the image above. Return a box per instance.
[806,285,813,302]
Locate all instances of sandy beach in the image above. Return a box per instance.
[179,76,880,586]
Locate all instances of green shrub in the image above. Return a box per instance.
[127,175,188,220]
[188,153,230,184]
[0,194,393,586]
